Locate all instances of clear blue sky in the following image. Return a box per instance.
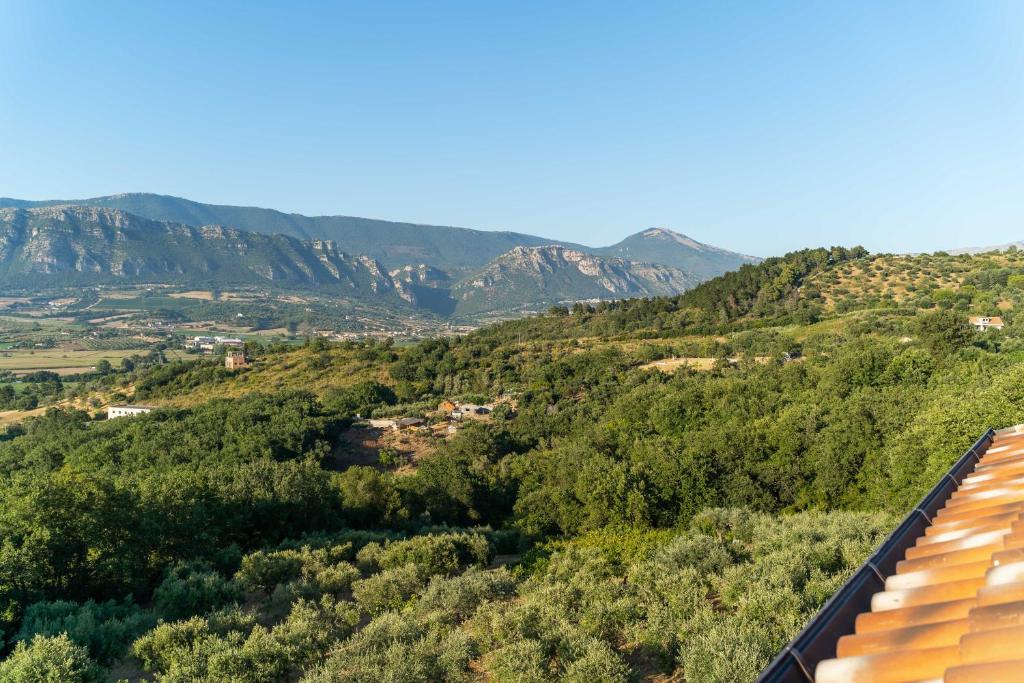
[2,1,1023,256]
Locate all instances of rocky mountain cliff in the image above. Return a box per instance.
[451,245,698,316]
[0,194,581,274]
[0,206,406,303]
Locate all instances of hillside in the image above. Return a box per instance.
[5,243,1024,681]
[451,245,699,316]
[467,245,1024,344]
[595,227,760,279]
[805,249,1024,311]
[0,194,758,283]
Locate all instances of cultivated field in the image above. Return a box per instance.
[640,355,776,372]
[0,349,187,374]
[640,357,719,372]
[0,407,47,427]
[169,290,217,301]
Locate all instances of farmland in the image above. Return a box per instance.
[0,349,187,375]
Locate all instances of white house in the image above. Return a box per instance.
[107,404,154,419]
[969,316,1005,332]
[184,336,245,352]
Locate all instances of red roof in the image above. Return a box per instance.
[814,428,1024,682]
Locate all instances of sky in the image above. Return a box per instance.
[2,1,1023,257]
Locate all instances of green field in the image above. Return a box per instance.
[0,349,186,374]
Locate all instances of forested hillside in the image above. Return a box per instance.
[3,246,1024,681]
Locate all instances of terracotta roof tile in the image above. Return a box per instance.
[814,428,1024,682]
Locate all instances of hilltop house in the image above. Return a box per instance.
[225,351,250,370]
[969,315,1004,331]
[107,404,153,419]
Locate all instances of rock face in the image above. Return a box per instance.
[0,206,403,300]
[451,245,699,315]
[389,265,456,315]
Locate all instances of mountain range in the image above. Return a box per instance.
[0,193,581,274]
[0,194,760,319]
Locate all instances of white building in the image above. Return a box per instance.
[969,316,1005,332]
[107,404,154,419]
[184,335,245,352]
[216,337,244,347]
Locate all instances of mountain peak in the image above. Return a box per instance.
[634,227,705,249]
[596,228,760,280]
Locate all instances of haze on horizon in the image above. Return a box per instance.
[2,1,1023,258]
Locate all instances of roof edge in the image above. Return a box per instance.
[755,427,996,683]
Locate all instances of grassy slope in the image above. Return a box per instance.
[139,347,390,407]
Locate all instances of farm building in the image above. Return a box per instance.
[451,404,491,420]
[395,417,426,431]
[107,404,154,419]
[185,336,246,352]
[366,417,426,431]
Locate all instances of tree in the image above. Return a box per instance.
[323,382,396,418]
[917,309,974,355]
[334,467,404,527]
[94,360,112,375]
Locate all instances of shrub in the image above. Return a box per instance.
[304,610,474,683]
[562,640,629,683]
[153,562,243,621]
[352,564,425,615]
[269,596,359,669]
[13,599,155,665]
[0,634,104,682]
[262,561,360,622]
[484,640,550,683]
[358,532,491,579]
[415,567,517,621]
[132,617,211,673]
[235,542,359,607]
[204,626,290,683]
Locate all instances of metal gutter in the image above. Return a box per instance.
[755,428,996,682]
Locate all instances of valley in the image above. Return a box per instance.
[5,6,1018,681]
[2,244,1024,681]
